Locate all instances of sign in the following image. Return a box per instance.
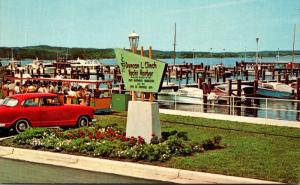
[114,48,167,93]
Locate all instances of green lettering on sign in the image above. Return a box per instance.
[114,48,167,93]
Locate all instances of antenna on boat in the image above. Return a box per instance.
[292,24,296,63]
[173,23,176,65]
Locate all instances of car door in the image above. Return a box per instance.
[39,96,64,126]
[21,98,42,126]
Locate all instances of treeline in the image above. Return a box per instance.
[0,45,299,60]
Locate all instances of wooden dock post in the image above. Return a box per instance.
[253,79,259,105]
[179,67,183,80]
[233,66,236,77]
[222,72,226,83]
[277,71,281,82]
[193,67,196,82]
[208,77,212,93]
[297,78,300,100]
[254,65,259,80]
[203,65,207,82]
[262,69,266,81]
[186,71,189,85]
[245,70,248,81]
[215,67,219,82]
[227,79,232,105]
[284,73,289,84]
[202,82,208,112]
[237,79,241,107]
[87,67,90,80]
[197,77,203,89]
[272,68,275,80]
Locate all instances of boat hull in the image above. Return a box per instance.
[157,94,203,104]
[256,88,294,99]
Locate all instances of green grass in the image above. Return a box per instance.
[95,112,300,183]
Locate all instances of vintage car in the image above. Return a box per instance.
[0,93,96,133]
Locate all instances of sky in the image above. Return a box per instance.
[0,0,299,52]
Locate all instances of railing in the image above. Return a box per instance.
[155,92,300,122]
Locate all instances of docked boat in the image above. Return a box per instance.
[212,84,254,103]
[256,82,294,99]
[158,86,218,104]
[70,58,103,73]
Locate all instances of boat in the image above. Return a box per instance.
[256,82,294,99]
[212,84,254,103]
[70,57,103,73]
[158,86,218,104]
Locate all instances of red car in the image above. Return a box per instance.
[0,93,96,133]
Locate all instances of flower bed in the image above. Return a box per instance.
[12,125,225,162]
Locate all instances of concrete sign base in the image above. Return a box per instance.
[126,101,161,143]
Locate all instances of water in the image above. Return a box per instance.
[157,97,300,121]
[0,158,163,183]
[1,55,300,67]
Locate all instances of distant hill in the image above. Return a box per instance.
[0,45,299,60]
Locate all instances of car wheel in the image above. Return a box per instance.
[14,119,30,134]
[77,116,89,128]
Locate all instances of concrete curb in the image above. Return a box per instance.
[160,109,300,128]
[0,146,280,184]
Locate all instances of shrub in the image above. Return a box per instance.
[14,127,48,144]
[12,126,224,162]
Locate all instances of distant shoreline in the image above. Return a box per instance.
[0,45,299,60]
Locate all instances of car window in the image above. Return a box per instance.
[41,97,61,106]
[1,98,18,107]
[23,98,39,107]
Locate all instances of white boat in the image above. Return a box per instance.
[257,82,294,99]
[70,58,103,73]
[158,87,218,104]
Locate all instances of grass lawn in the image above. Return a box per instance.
[96,112,300,183]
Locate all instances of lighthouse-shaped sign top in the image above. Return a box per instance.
[114,48,167,93]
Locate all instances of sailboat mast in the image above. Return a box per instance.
[292,24,296,63]
[173,23,176,65]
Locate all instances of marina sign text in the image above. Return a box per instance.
[114,48,167,93]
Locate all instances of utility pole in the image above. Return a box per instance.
[292,24,296,63]
[256,37,259,66]
[173,23,176,65]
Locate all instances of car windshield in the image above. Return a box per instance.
[0,97,18,107]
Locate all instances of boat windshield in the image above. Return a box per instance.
[0,97,18,107]
[262,84,274,89]
[276,84,292,92]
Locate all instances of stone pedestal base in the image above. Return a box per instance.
[126,101,161,143]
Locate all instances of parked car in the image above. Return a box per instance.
[0,93,96,133]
